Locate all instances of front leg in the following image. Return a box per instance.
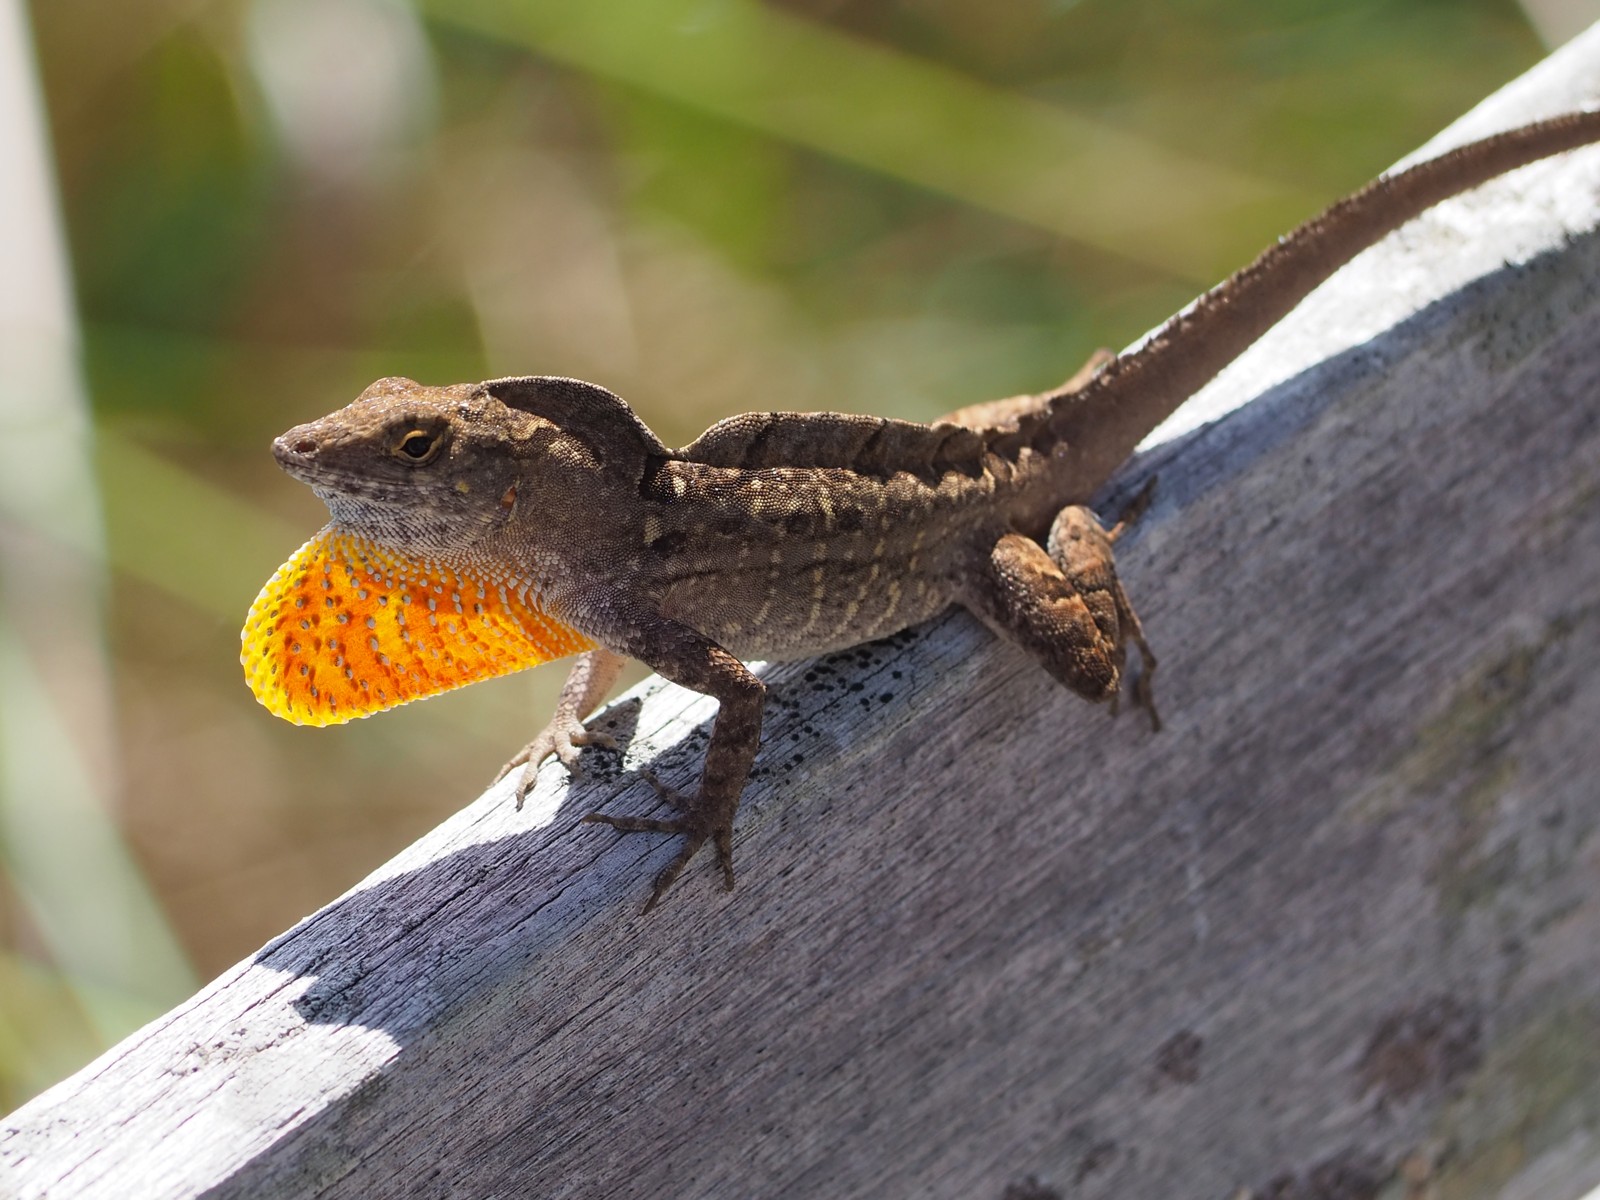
[496,648,630,807]
[579,617,766,913]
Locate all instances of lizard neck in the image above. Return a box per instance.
[1033,109,1600,496]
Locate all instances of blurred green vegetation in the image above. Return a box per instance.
[4,0,1551,1110]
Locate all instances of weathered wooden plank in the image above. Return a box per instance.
[6,29,1600,1200]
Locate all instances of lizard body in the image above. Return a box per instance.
[242,110,1600,910]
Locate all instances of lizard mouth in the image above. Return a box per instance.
[271,431,405,504]
[272,430,339,492]
[272,428,321,471]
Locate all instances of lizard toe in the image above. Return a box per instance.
[584,810,713,914]
[512,762,542,811]
[713,825,736,892]
[584,776,737,911]
[494,734,554,781]
[498,717,619,796]
[546,719,619,774]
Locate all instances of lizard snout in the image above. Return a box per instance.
[273,429,322,466]
[272,426,336,487]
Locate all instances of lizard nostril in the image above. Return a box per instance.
[272,432,322,468]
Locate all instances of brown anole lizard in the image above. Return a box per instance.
[241,110,1600,911]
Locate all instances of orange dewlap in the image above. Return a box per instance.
[241,527,595,726]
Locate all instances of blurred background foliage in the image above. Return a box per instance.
[1,0,1589,1109]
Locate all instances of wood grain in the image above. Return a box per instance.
[6,28,1600,1200]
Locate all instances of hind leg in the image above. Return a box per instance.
[961,486,1159,730]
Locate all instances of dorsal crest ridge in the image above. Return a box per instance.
[483,376,670,460]
[677,410,1000,476]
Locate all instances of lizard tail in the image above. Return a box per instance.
[1042,107,1600,494]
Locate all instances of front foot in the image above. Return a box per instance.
[494,717,618,810]
[584,772,736,913]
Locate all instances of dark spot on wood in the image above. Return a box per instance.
[1153,1029,1203,1087]
[1074,1140,1117,1183]
[999,1178,1061,1200]
[1255,1150,1384,1200]
[1357,995,1482,1105]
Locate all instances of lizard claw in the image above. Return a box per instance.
[1107,667,1162,733]
[1130,667,1162,733]
[584,772,737,913]
[494,720,619,809]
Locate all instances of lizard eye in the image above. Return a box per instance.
[395,429,441,464]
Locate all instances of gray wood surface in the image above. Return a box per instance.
[6,28,1600,1200]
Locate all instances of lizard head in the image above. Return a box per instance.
[272,374,666,556]
[277,376,538,556]
[242,375,665,726]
